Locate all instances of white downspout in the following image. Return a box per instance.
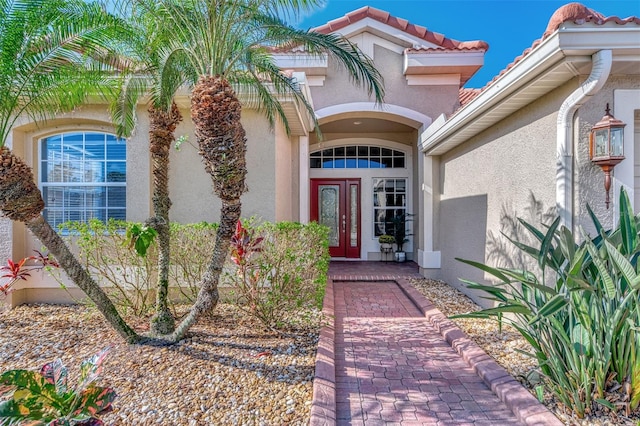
[557,49,612,231]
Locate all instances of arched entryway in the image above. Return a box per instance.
[303,104,430,260]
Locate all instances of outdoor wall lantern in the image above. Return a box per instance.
[589,103,626,209]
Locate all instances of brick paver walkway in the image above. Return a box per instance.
[334,281,522,425]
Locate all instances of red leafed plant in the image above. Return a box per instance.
[228,220,265,315]
[230,220,263,266]
[0,250,59,298]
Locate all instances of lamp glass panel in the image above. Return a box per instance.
[595,130,608,157]
[611,128,624,156]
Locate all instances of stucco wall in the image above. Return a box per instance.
[310,45,460,118]
[436,82,571,307]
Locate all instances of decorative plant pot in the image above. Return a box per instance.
[380,243,392,250]
[395,251,406,263]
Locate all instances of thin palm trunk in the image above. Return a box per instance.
[171,75,247,341]
[147,102,182,335]
[0,147,140,343]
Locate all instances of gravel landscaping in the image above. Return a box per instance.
[2,278,639,425]
[0,303,321,425]
[411,278,640,426]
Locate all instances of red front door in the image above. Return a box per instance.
[311,179,361,258]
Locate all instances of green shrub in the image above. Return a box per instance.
[60,219,329,326]
[456,188,640,418]
[0,349,115,425]
[225,220,330,328]
[61,219,156,316]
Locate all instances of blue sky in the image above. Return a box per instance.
[295,1,640,88]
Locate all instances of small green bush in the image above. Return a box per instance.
[225,220,330,328]
[456,188,640,418]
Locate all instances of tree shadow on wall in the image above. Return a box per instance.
[486,191,556,272]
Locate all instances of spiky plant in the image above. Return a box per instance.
[149,0,385,341]
[0,0,139,343]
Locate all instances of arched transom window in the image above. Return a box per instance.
[310,145,405,169]
[40,131,126,227]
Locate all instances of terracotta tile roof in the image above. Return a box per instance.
[456,2,640,111]
[406,47,486,54]
[458,88,481,107]
[312,6,488,51]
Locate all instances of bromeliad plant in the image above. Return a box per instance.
[1,251,59,299]
[455,188,640,419]
[0,348,115,425]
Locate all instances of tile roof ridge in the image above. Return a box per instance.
[312,5,488,52]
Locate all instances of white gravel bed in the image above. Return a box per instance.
[0,303,320,425]
[410,278,639,426]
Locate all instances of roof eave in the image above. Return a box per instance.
[420,24,640,155]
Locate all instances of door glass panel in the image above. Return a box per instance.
[350,185,358,247]
[319,185,339,247]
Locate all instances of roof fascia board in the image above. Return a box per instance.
[420,33,565,153]
[404,50,485,74]
[272,53,328,71]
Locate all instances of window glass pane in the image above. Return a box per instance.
[322,160,334,169]
[381,148,392,156]
[86,209,106,222]
[108,209,126,221]
[106,162,126,182]
[86,186,107,208]
[333,159,345,168]
[42,135,61,161]
[370,147,380,156]
[381,157,393,168]
[357,146,368,156]
[334,147,345,157]
[85,133,106,160]
[346,146,356,156]
[84,161,104,183]
[310,158,321,168]
[62,160,83,182]
[321,149,333,157]
[107,187,126,208]
[107,137,126,160]
[393,157,405,168]
[345,158,357,168]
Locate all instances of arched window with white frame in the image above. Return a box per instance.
[39,131,126,227]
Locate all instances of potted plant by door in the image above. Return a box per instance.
[378,234,395,249]
[378,234,395,262]
[392,213,411,262]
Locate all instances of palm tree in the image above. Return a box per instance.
[110,1,193,335]
[150,0,385,341]
[0,0,140,343]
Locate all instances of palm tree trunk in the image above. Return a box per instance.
[171,75,247,341]
[147,102,182,335]
[0,147,139,343]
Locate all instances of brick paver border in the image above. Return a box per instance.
[395,278,561,426]
[310,278,337,425]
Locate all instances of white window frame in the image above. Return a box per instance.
[39,131,126,227]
